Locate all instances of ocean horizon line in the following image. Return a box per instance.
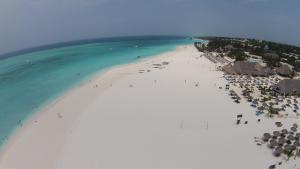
[0,35,190,60]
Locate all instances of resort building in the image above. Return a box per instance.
[273,79,300,96]
[222,61,274,76]
[264,52,280,59]
[275,64,293,77]
[224,45,235,51]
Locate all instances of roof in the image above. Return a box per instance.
[275,65,293,77]
[224,45,235,50]
[273,79,300,95]
[264,52,279,59]
[222,61,273,76]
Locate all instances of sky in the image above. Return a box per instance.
[0,0,299,55]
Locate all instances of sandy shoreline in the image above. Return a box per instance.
[0,45,299,169]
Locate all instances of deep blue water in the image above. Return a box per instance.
[0,36,193,146]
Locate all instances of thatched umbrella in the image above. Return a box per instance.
[275,122,283,127]
[269,139,278,148]
[280,132,286,137]
[242,89,248,94]
[273,147,284,157]
[269,165,276,169]
[273,131,280,137]
[293,123,298,128]
[294,141,300,147]
[258,106,265,111]
[287,134,295,141]
[282,129,288,135]
[284,144,293,152]
[278,137,286,146]
[263,133,272,142]
[291,127,297,132]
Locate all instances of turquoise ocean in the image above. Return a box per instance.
[0,36,193,146]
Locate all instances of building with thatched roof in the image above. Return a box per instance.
[273,79,300,96]
[264,52,280,59]
[224,45,235,51]
[275,65,293,77]
[222,61,274,76]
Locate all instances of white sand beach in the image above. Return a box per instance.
[0,45,299,169]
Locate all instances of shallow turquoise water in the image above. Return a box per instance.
[0,36,193,146]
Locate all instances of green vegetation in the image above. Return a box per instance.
[195,37,300,70]
[228,49,247,61]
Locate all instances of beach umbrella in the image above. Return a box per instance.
[275,122,283,127]
[278,137,286,145]
[263,133,272,142]
[280,132,287,137]
[242,89,247,93]
[264,133,272,138]
[293,123,298,128]
[282,129,288,135]
[269,165,276,169]
[294,141,300,147]
[273,147,284,157]
[291,127,297,132]
[269,139,278,148]
[273,131,280,137]
[258,106,265,111]
[284,145,293,152]
[287,134,295,141]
